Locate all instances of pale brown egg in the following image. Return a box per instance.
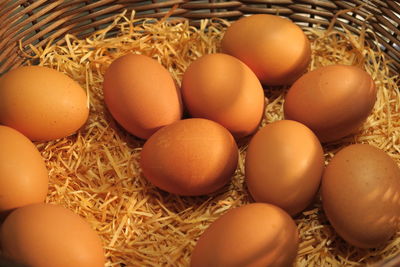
[0,66,89,141]
[284,65,377,142]
[0,126,48,213]
[190,203,299,267]
[321,144,400,248]
[245,120,324,216]
[103,53,182,139]
[221,14,311,86]
[181,53,265,138]
[0,203,105,267]
[140,118,238,196]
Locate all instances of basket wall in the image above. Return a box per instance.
[0,0,399,75]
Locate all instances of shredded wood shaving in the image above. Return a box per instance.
[21,9,400,267]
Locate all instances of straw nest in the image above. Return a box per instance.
[21,8,400,267]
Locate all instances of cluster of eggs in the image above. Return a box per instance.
[0,67,104,266]
[0,13,398,267]
[102,14,399,266]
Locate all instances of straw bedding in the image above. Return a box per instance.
[20,9,400,267]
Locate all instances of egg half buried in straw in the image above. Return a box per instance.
[103,53,183,139]
[245,120,324,216]
[182,53,265,138]
[221,14,311,86]
[140,118,238,196]
[0,66,89,141]
[322,144,400,248]
[284,64,377,142]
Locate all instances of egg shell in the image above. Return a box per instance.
[103,53,182,139]
[140,118,238,196]
[0,126,48,213]
[284,65,377,142]
[0,66,89,141]
[181,53,265,138]
[0,203,105,267]
[321,144,400,248]
[245,120,324,216]
[221,14,311,86]
[190,203,299,267]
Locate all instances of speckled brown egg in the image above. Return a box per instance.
[103,53,182,139]
[190,203,299,267]
[221,14,311,86]
[0,125,48,213]
[321,144,400,248]
[0,66,89,141]
[140,118,238,196]
[284,65,377,142]
[245,120,324,216]
[0,203,105,267]
[181,53,265,138]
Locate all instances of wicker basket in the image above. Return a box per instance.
[0,1,399,266]
[0,0,399,75]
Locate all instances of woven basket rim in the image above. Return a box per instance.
[0,1,399,75]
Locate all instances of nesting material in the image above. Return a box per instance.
[22,10,400,267]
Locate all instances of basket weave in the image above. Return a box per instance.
[0,1,399,266]
[0,0,399,75]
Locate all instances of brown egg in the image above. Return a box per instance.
[284,65,377,142]
[103,53,182,139]
[245,120,324,216]
[0,66,89,141]
[0,126,48,213]
[181,53,265,138]
[221,14,311,86]
[0,203,105,267]
[140,118,238,196]
[321,144,400,248]
[190,203,299,267]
